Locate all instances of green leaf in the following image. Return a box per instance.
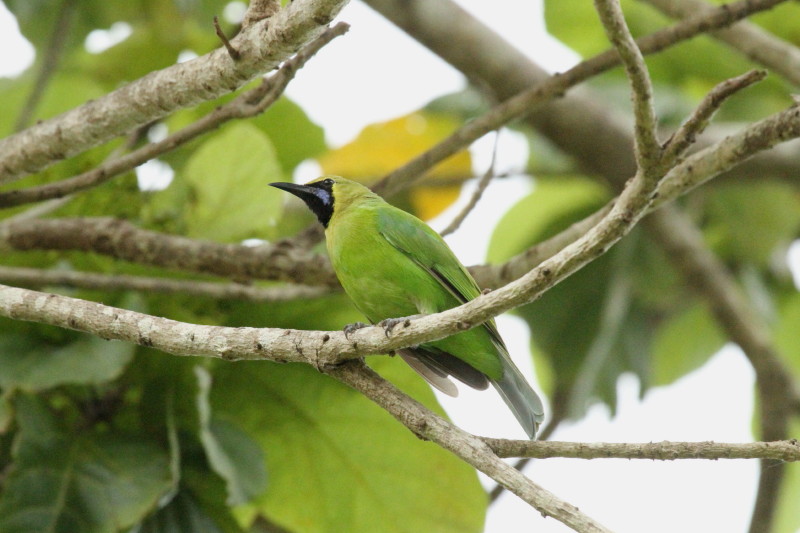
[704,182,800,266]
[0,334,134,391]
[651,303,726,386]
[487,177,610,263]
[772,422,800,533]
[0,395,172,533]
[195,367,267,506]
[775,293,800,376]
[488,179,660,414]
[252,97,327,175]
[209,360,486,533]
[137,491,232,533]
[181,123,284,242]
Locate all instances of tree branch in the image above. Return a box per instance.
[0,217,338,286]
[662,69,767,164]
[325,360,614,533]
[0,23,349,208]
[0,266,331,302]
[366,0,789,197]
[645,205,798,533]
[0,0,349,184]
[484,439,800,461]
[594,0,661,171]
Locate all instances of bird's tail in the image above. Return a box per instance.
[490,353,545,439]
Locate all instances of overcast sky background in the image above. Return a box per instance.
[0,1,771,532]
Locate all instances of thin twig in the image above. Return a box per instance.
[0,23,349,209]
[483,439,800,461]
[662,69,767,164]
[214,15,241,60]
[0,266,331,302]
[440,133,500,237]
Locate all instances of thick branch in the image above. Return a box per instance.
[0,0,349,183]
[485,439,800,461]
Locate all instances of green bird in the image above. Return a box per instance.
[270,176,544,438]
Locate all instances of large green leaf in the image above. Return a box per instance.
[209,359,486,533]
[0,395,172,533]
[181,123,284,242]
[650,303,726,386]
[195,367,267,506]
[0,334,134,391]
[703,182,800,266]
[252,97,327,175]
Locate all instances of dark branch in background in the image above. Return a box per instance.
[0,266,331,302]
[0,0,350,183]
[0,23,349,209]
[13,0,75,132]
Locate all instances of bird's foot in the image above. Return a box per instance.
[378,314,424,338]
[343,322,369,339]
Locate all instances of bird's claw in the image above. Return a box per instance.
[378,314,422,338]
[343,322,369,339]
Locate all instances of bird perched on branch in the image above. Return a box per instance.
[271,176,544,438]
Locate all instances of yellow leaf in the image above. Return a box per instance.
[318,112,472,219]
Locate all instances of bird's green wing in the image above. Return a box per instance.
[376,207,505,344]
[377,206,545,438]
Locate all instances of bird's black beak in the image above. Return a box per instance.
[269,181,317,201]
[270,181,334,228]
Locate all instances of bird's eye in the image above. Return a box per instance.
[323,178,334,187]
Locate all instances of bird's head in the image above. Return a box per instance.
[270,176,375,228]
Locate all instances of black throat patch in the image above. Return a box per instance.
[303,179,335,228]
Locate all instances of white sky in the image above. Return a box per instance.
[0,1,777,532]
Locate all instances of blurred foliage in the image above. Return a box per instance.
[1,0,800,531]
[319,111,472,220]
